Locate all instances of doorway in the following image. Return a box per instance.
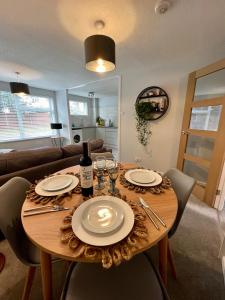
[67,76,121,161]
[177,58,225,207]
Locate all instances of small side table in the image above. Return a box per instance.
[51,136,63,147]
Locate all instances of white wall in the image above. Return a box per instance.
[120,74,188,173]
[98,95,118,127]
[56,90,71,145]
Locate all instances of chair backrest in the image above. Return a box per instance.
[0,177,31,264]
[60,254,170,300]
[164,168,196,237]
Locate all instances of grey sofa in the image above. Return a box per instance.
[0,139,109,186]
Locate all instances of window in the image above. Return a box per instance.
[0,91,54,141]
[69,100,88,116]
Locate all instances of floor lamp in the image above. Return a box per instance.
[50,123,63,147]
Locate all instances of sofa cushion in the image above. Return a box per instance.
[0,147,63,175]
[0,155,81,186]
[62,139,104,158]
[62,144,83,158]
[89,139,104,151]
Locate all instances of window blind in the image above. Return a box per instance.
[0,91,54,141]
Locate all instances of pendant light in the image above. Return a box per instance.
[10,72,30,96]
[84,34,115,73]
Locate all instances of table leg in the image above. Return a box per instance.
[159,235,168,285]
[40,251,52,300]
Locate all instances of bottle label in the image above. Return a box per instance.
[80,166,93,188]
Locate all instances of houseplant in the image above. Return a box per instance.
[135,102,153,146]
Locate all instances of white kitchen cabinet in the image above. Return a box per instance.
[96,127,118,150]
[82,128,96,140]
[96,127,106,140]
[105,128,118,149]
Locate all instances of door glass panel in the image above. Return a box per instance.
[189,105,222,131]
[194,68,225,101]
[183,160,208,186]
[186,135,215,160]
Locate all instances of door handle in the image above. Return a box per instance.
[181,130,188,135]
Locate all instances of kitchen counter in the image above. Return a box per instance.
[72,126,118,130]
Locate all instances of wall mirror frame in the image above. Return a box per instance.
[177,57,225,207]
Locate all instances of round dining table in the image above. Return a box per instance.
[22,163,178,300]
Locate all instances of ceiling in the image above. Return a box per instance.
[0,0,225,90]
[68,76,119,98]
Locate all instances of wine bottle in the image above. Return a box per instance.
[80,142,93,197]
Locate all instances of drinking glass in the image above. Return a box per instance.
[107,160,119,196]
[95,156,106,190]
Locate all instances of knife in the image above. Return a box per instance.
[139,197,167,228]
[24,204,62,213]
[23,207,69,217]
[138,198,160,230]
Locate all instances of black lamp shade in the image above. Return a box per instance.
[84,34,115,73]
[10,82,30,96]
[50,123,62,130]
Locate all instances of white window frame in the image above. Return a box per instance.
[69,99,89,116]
[0,89,56,142]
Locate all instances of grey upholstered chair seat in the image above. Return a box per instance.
[17,238,41,266]
[60,254,170,300]
[0,177,61,299]
[164,168,196,238]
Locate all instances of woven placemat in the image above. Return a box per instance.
[26,172,82,205]
[60,195,148,269]
[119,169,171,194]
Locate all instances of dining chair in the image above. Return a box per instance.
[0,177,41,300]
[60,253,171,300]
[164,168,196,278]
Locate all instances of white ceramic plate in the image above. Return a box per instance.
[41,175,73,191]
[129,169,155,184]
[72,196,134,246]
[125,169,162,187]
[35,175,79,196]
[93,160,114,170]
[81,200,124,234]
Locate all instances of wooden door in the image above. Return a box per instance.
[177,58,225,206]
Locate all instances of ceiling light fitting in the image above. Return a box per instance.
[10,72,30,96]
[94,20,105,30]
[155,0,171,14]
[84,34,115,73]
[88,92,95,98]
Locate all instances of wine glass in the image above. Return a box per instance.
[95,156,106,190]
[107,159,119,196]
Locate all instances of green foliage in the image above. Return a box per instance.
[135,102,154,120]
[135,102,152,146]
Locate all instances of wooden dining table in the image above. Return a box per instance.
[21,163,178,300]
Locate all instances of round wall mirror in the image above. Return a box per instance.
[135,86,169,121]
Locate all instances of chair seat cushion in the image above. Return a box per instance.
[62,254,164,300]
